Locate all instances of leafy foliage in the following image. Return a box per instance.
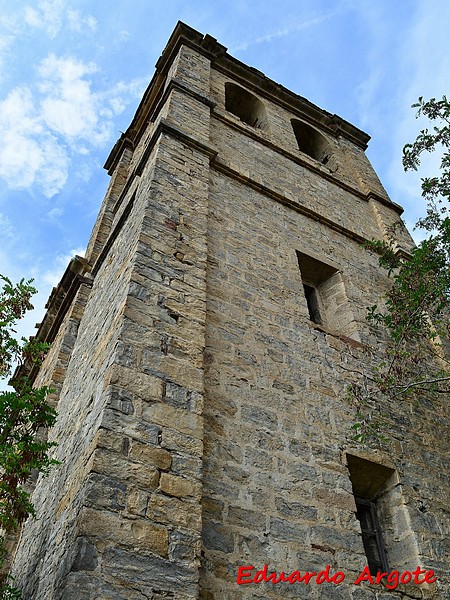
[0,277,49,379]
[0,276,57,598]
[403,95,450,210]
[351,96,450,442]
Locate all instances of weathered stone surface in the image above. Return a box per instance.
[106,362,165,402]
[102,547,198,597]
[142,402,203,438]
[126,487,148,516]
[92,448,160,491]
[107,386,134,414]
[161,427,203,455]
[129,441,172,470]
[62,573,133,600]
[85,473,127,511]
[71,536,98,572]
[79,507,168,556]
[227,506,266,530]
[160,473,201,499]
[96,428,129,454]
[148,493,201,529]
[202,521,234,554]
[169,529,200,563]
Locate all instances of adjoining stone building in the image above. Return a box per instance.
[9,22,449,599]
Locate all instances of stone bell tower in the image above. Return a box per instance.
[10,22,449,599]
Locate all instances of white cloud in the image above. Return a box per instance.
[106,77,149,116]
[24,0,65,39]
[46,206,64,221]
[0,54,146,198]
[23,1,97,39]
[0,87,69,197]
[38,55,111,145]
[0,34,15,81]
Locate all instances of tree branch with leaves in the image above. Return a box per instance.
[350,95,450,442]
[0,275,57,599]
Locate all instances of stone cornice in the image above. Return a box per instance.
[105,118,400,271]
[12,256,93,384]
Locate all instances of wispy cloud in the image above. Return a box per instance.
[67,9,97,33]
[230,9,343,53]
[24,0,66,39]
[0,213,14,238]
[385,0,450,223]
[46,206,64,222]
[0,34,15,82]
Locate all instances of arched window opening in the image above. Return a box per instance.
[291,119,330,165]
[225,82,268,130]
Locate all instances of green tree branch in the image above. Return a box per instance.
[0,276,57,598]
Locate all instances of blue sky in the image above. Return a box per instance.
[0,0,449,373]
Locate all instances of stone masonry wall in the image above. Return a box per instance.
[199,65,449,599]
[10,163,150,597]
[201,166,449,599]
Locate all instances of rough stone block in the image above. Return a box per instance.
[102,547,198,597]
[227,506,266,530]
[148,493,201,530]
[202,521,234,554]
[129,442,172,470]
[92,448,160,491]
[71,537,98,572]
[107,363,165,402]
[160,473,201,499]
[79,508,168,556]
[143,402,203,438]
[126,487,148,516]
[85,473,127,511]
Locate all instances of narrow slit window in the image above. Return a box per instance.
[303,284,322,324]
[346,454,419,576]
[296,250,360,338]
[355,497,389,575]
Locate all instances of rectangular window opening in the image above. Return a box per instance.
[296,251,338,329]
[296,250,360,340]
[345,453,420,576]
